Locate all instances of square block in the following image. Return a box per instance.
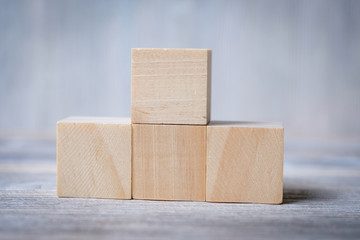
[132,124,206,201]
[131,48,211,125]
[57,117,131,199]
[206,121,284,204]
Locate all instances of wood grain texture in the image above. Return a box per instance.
[1,137,360,239]
[206,121,284,204]
[132,124,206,201]
[131,48,211,125]
[57,117,131,199]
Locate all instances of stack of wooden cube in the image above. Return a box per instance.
[57,48,284,204]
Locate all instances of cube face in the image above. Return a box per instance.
[57,117,131,199]
[131,48,211,125]
[206,122,284,204]
[132,124,206,201]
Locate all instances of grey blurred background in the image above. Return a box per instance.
[1,0,360,144]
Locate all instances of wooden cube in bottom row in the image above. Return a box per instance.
[57,117,131,199]
[206,121,284,204]
[132,124,206,201]
[57,117,283,204]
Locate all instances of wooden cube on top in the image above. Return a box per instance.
[132,124,206,201]
[131,48,211,125]
[57,117,131,199]
[206,121,284,204]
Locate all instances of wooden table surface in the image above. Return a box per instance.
[0,137,359,239]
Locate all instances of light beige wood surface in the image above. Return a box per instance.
[131,48,211,125]
[206,121,284,204]
[132,124,206,201]
[2,137,360,239]
[57,117,131,199]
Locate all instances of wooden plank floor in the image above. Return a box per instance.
[0,137,359,240]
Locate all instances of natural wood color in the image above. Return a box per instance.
[1,136,360,239]
[206,121,284,204]
[132,124,206,201]
[131,48,211,125]
[57,117,131,199]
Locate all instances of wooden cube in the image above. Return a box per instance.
[132,124,206,201]
[131,48,211,125]
[206,121,284,204]
[57,117,131,199]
